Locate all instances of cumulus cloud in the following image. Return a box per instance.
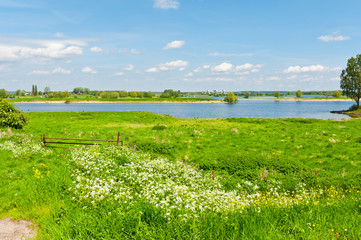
[122,48,140,54]
[90,46,103,53]
[0,38,86,62]
[184,72,193,77]
[29,70,50,75]
[147,60,189,72]
[267,76,280,81]
[284,64,340,73]
[82,67,97,74]
[54,32,64,38]
[123,64,134,71]
[208,52,253,57]
[203,65,210,69]
[145,67,159,73]
[212,62,233,72]
[317,34,350,42]
[184,77,233,82]
[29,67,71,75]
[52,67,71,74]
[153,0,179,9]
[114,72,125,76]
[235,63,262,71]
[163,40,185,50]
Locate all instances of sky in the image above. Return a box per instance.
[0,0,360,92]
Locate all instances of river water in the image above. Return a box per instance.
[14,100,352,119]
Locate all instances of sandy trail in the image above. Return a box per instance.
[0,218,36,240]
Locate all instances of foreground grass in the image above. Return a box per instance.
[1,112,361,239]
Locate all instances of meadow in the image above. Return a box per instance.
[1,111,361,239]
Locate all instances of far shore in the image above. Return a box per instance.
[14,100,223,104]
[245,97,353,102]
[12,97,354,104]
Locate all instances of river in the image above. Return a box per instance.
[14,100,352,119]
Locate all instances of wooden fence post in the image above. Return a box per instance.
[211,170,214,180]
[133,145,136,153]
[117,132,120,146]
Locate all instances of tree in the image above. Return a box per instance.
[110,92,119,99]
[332,90,342,98]
[296,90,302,98]
[0,89,7,98]
[274,91,280,98]
[224,92,237,103]
[44,87,50,94]
[34,85,38,96]
[244,91,251,98]
[129,91,138,98]
[143,91,153,98]
[15,89,21,97]
[340,54,361,108]
[119,90,128,98]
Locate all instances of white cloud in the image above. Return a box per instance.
[185,72,193,77]
[147,60,189,72]
[284,64,340,73]
[192,65,211,73]
[184,77,234,82]
[122,48,140,54]
[54,32,64,38]
[163,40,185,50]
[123,64,134,71]
[52,67,71,74]
[29,70,50,75]
[267,76,280,81]
[90,46,103,53]
[154,0,179,9]
[82,67,97,74]
[212,62,233,72]
[193,67,203,73]
[286,75,297,80]
[0,38,86,62]
[29,67,71,75]
[208,52,253,57]
[317,34,350,42]
[146,67,159,73]
[203,65,210,69]
[235,71,249,75]
[235,63,262,71]
[115,72,125,76]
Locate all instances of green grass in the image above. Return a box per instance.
[1,112,361,239]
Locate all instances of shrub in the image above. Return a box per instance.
[224,92,237,103]
[0,100,28,129]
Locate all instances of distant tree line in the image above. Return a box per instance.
[99,91,154,99]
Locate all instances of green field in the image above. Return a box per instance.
[1,112,361,239]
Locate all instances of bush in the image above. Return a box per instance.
[224,92,237,103]
[0,100,28,129]
[348,104,360,111]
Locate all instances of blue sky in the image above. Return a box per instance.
[0,0,360,92]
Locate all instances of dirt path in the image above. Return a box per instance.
[0,218,36,240]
